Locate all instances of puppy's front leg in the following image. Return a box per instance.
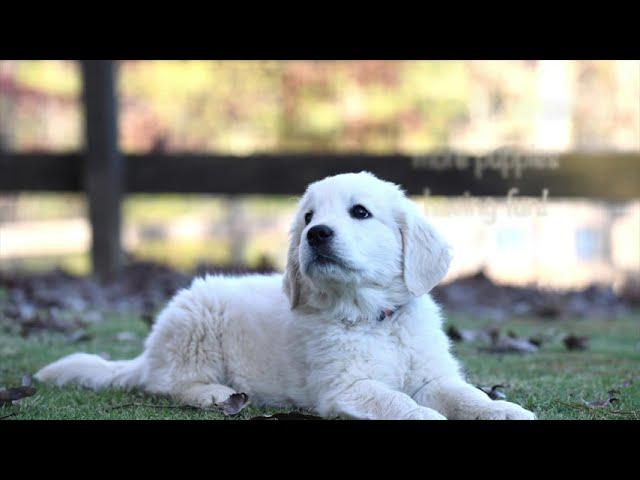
[414,377,536,420]
[321,379,446,420]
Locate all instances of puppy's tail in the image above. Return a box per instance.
[34,353,146,391]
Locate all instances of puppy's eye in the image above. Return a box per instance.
[349,204,371,220]
[304,211,313,225]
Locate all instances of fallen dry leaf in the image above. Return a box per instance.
[585,397,618,408]
[563,334,589,351]
[66,330,94,344]
[0,386,37,406]
[115,331,138,342]
[432,270,632,320]
[446,325,463,342]
[215,392,249,416]
[476,384,507,400]
[528,336,544,347]
[481,334,539,354]
[251,412,324,420]
[446,325,491,343]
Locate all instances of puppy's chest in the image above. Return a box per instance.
[307,320,422,387]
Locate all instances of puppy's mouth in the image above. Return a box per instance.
[313,252,344,266]
[305,250,358,274]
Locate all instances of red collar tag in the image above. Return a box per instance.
[378,308,396,322]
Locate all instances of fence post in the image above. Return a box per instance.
[81,61,123,281]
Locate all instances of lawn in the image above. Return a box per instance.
[1,309,639,420]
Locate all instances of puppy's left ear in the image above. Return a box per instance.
[283,223,302,309]
[397,197,452,297]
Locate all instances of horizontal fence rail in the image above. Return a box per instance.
[1,152,639,200]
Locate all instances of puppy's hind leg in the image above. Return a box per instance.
[144,282,241,410]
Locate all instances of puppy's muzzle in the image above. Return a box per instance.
[307,225,334,248]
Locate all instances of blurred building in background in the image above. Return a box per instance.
[1,60,638,290]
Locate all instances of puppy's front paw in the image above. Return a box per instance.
[471,400,536,420]
[403,407,447,420]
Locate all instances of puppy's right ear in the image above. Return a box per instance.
[397,196,452,297]
[283,223,302,309]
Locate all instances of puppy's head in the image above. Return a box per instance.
[283,172,452,309]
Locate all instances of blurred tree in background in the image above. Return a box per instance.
[1,60,637,155]
[116,60,470,154]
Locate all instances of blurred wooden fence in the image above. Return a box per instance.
[1,61,638,280]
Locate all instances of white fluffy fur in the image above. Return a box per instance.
[36,172,535,420]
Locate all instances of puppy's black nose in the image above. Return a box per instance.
[307,225,334,247]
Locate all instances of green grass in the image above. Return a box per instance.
[1,310,639,420]
[449,314,640,420]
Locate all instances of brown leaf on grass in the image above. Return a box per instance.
[432,270,632,320]
[141,311,155,326]
[476,384,507,400]
[563,334,589,351]
[528,336,544,347]
[66,330,94,344]
[507,330,545,348]
[585,396,618,408]
[215,392,249,416]
[480,334,539,354]
[487,327,501,343]
[250,412,324,420]
[17,308,86,338]
[0,386,37,406]
[446,325,490,343]
[141,299,158,326]
[115,331,138,342]
[446,325,463,341]
[449,325,537,353]
[581,382,634,410]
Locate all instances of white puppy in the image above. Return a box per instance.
[36,172,535,420]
